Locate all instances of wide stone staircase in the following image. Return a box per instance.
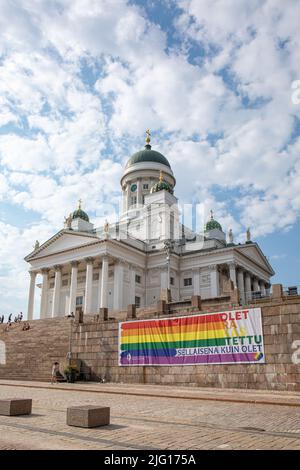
[0,318,71,382]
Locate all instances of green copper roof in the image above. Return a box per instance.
[205,212,222,231]
[72,208,89,222]
[206,219,222,231]
[125,144,171,169]
[150,180,173,194]
[150,170,173,194]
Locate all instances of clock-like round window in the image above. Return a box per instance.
[131,183,137,192]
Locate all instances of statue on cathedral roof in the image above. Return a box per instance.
[228,228,234,244]
[64,213,72,229]
[103,219,109,237]
[34,240,40,250]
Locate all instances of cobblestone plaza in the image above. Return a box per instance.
[0,381,300,450]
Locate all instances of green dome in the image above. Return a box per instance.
[205,212,222,231]
[150,181,173,194]
[125,144,171,169]
[150,171,173,194]
[71,202,89,222]
[72,209,89,222]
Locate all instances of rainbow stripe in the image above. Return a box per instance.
[118,309,265,366]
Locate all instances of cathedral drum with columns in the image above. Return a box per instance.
[25,132,274,319]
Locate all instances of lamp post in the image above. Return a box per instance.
[163,240,174,290]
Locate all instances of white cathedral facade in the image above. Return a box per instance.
[25,132,274,319]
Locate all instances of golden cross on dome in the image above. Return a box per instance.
[78,199,82,210]
[145,129,151,145]
[210,209,214,219]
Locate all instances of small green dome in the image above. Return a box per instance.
[125,144,171,169]
[150,171,173,194]
[72,209,89,222]
[205,211,222,231]
[71,200,89,222]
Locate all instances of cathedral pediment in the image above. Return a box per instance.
[236,243,274,275]
[25,230,99,261]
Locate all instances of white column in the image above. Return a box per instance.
[209,265,220,297]
[100,256,109,308]
[84,257,94,314]
[113,260,124,310]
[97,266,102,309]
[126,182,131,210]
[193,268,200,295]
[122,185,127,213]
[237,269,245,303]
[245,272,252,302]
[129,265,136,305]
[52,265,62,317]
[137,178,142,206]
[40,268,49,319]
[229,262,237,288]
[260,281,266,296]
[27,271,37,321]
[68,261,79,315]
[253,277,259,292]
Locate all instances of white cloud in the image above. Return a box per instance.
[0,0,300,313]
[0,220,54,314]
[0,134,52,172]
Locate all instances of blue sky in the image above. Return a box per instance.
[0,0,300,314]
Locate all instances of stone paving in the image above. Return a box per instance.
[1,379,300,406]
[0,382,300,450]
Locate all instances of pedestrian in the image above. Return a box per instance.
[51,362,60,384]
[8,313,12,323]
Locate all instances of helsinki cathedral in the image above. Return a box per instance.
[25,131,274,319]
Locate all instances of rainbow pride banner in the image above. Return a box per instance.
[118,308,265,366]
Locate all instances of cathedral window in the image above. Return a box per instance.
[170,277,175,286]
[135,274,141,284]
[131,196,137,205]
[143,184,149,190]
[184,278,192,286]
[135,296,141,308]
[76,296,83,306]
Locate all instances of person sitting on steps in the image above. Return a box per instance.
[51,361,66,383]
[51,362,60,384]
